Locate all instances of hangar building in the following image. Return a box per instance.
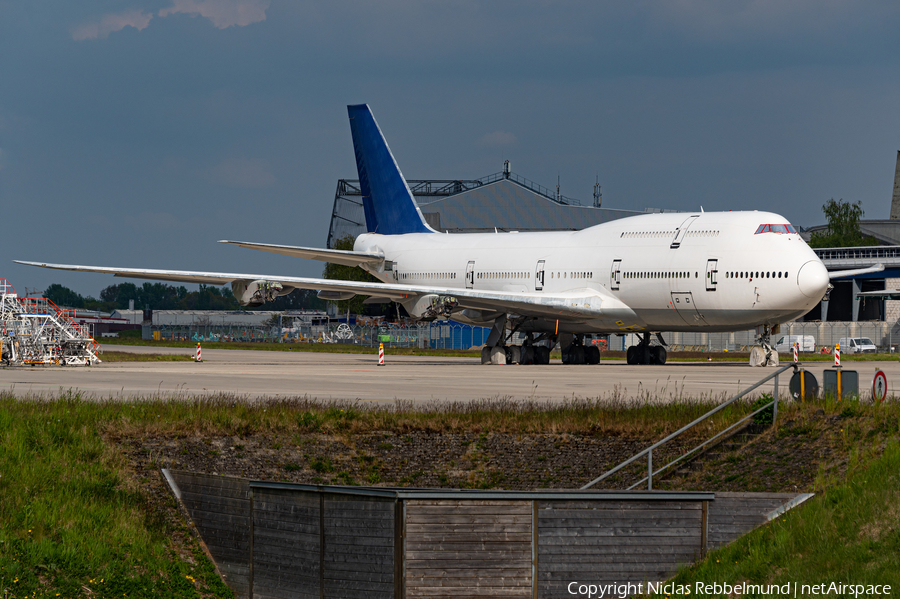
[326,166,662,248]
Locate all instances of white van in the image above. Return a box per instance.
[837,337,878,354]
[775,335,816,353]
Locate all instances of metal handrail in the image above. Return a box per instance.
[581,362,798,490]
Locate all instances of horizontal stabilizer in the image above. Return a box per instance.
[218,240,384,267]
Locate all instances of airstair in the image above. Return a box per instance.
[0,279,100,366]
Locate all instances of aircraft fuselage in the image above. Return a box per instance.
[356,210,828,334]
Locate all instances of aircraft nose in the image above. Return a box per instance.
[797,260,829,299]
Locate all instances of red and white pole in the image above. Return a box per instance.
[196,342,202,362]
[834,343,840,368]
[378,342,384,366]
[793,342,798,363]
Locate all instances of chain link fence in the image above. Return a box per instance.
[618,321,899,353]
[148,320,492,349]
[150,317,900,354]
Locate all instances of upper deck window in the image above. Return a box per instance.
[755,223,797,235]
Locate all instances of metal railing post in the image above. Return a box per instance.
[648,450,653,490]
[773,373,779,423]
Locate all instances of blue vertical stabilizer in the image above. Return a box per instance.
[348,104,435,235]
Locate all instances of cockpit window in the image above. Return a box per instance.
[755,223,797,234]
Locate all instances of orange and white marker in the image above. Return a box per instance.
[196,342,202,362]
[378,342,384,366]
[834,343,840,367]
[793,342,798,363]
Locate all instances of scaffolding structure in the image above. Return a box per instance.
[0,279,100,366]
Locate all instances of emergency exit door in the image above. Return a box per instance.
[466,261,475,289]
[535,260,545,291]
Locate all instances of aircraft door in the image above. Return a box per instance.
[610,259,622,291]
[466,261,475,289]
[670,215,700,249]
[706,259,718,291]
[535,260,545,291]
[671,292,705,324]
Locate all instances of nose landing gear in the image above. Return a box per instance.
[750,325,779,367]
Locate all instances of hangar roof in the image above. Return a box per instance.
[326,171,661,247]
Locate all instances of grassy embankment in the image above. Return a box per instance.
[0,392,757,598]
[659,396,900,594]
[0,394,233,599]
[2,391,899,596]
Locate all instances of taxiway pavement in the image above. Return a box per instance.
[2,346,898,403]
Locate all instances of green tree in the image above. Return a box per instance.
[322,234,379,315]
[44,284,86,309]
[263,289,326,311]
[809,198,878,248]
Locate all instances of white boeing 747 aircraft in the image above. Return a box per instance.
[19,104,849,366]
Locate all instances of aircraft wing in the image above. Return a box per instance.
[857,289,900,300]
[14,261,633,321]
[828,263,884,279]
[218,240,384,267]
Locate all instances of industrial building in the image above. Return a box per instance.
[801,151,900,323]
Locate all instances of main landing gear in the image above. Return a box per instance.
[560,334,601,365]
[625,333,667,365]
[480,332,551,365]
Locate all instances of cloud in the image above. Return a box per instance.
[71,10,153,41]
[477,131,518,147]
[71,0,268,41]
[206,158,275,188]
[159,0,270,29]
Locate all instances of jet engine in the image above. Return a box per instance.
[317,290,357,301]
[400,294,459,320]
[231,280,294,307]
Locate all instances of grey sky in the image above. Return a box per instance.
[2,0,899,296]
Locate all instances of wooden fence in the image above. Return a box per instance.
[164,470,810,599]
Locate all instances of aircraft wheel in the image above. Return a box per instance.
[626,346,637,365]
[481,346,491,364]
[490,346,507,365]
[570,345,585,365]
[749,346,766,367]
[520,346,535,365]
[535,346,551,365]
[651,346,667,365]
[586,346,600,365]
[506,345,521,364]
